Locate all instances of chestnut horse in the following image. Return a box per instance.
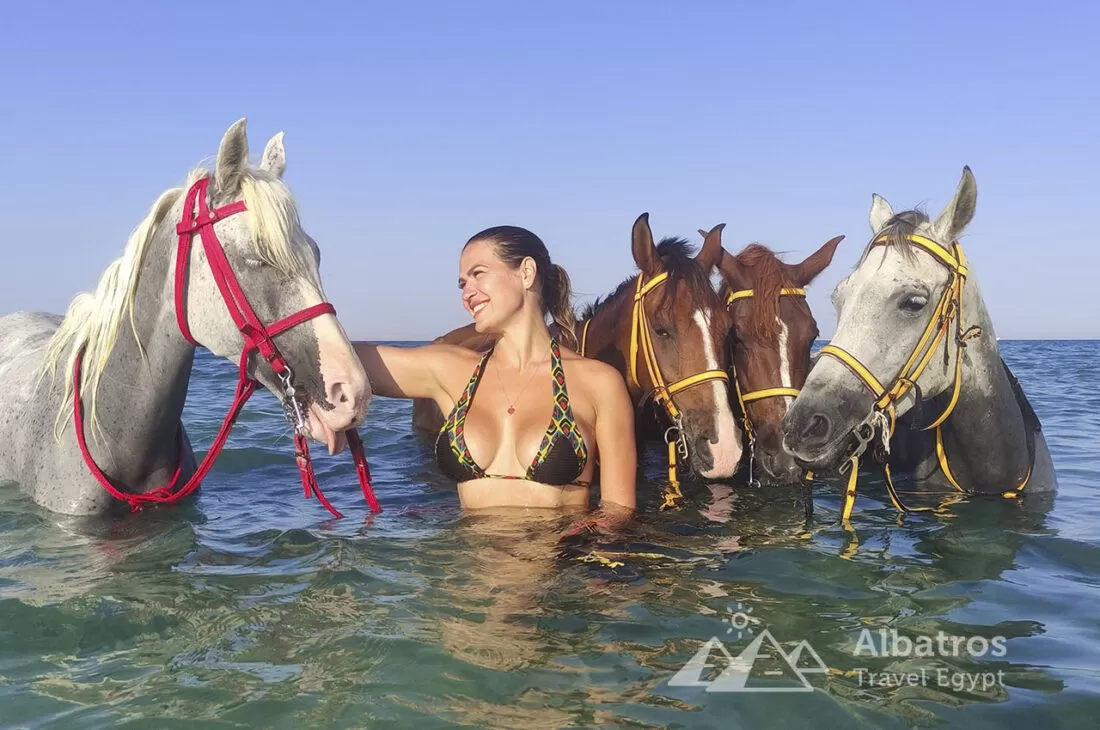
[413,213,741,483]
[712,235,844,486]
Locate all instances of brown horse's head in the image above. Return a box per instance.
[579,214,740,479]
[716,235,844,484]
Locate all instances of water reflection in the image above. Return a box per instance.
[0,407,1093,727]
[640,477,1070,726]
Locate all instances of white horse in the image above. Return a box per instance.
[782,167,1056,517]
[0,119,374,517]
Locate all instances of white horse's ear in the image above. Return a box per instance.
[214,118,249,196]
[931,166,977,244]
[868,193,894,234]
[260,131,286,178]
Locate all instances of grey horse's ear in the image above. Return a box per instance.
[214,118,249,196]
[931,166,977,244]
[868,193,894,234]
[260,131,286,178]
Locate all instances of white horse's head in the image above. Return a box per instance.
[782,167,979,469]
[177,119,371,451]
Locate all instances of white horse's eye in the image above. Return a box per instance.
[899,294,929,312]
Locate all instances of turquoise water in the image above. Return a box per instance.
[1,340,1098,728]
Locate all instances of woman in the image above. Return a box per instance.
[353,225,637,518]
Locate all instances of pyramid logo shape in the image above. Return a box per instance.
[668,630,828,693]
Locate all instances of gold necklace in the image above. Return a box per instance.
[494,341,552,416]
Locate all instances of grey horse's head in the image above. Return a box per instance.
[782,167,980,470]
[176,119,371,451]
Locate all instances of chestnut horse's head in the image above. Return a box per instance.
[716,236,844,484]
[579,214,740,479]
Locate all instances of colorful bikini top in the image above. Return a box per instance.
[435,337,589,486]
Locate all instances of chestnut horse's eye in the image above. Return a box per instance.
[654,327,672,338]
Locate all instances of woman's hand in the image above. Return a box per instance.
[564,501,636,540]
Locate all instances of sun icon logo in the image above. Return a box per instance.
[724,602,754,640]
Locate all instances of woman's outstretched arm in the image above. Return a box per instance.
[353,342,472,401]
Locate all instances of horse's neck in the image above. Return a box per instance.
[80,225,195,490]
[913,280,1032,493]
[579,293,637,396]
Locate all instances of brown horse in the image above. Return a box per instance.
[714,235,844,485]
[413,213,742,481]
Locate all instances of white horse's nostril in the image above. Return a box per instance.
[322,370,371,423]
[329,382,349,404]
[326,380,357,410]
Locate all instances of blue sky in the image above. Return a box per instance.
[2,1,1096,340]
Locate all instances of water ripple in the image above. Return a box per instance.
[0,343,1098,727]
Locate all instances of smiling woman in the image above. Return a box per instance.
[352,225,637,520]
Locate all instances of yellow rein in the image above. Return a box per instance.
[579,272,729,509]
[815,234,1029,522]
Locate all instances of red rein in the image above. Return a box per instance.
[72,176,379,519]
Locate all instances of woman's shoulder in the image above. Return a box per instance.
[419,342,487,381]
[414,342,487,399]
[559,347,629,393]
[559,348,635,427]
[421,341,486,362]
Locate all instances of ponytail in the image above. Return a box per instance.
[542,263,578,349]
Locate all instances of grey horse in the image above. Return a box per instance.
[781,167,1056,513]
[0,119,372,516]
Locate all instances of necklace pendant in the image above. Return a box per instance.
[507,406,515,415]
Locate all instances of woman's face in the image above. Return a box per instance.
[458,240,529,333]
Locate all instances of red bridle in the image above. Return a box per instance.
[72,176,380,518]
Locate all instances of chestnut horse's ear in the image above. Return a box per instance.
[718,246,752,291]
[789,235,844,287]
[695,223,725,271]
[631,212,662,276]
[697,229,709,238]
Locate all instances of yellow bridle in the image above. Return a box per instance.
[815,233,1030,522]
[629,273,731,415]
[579,271,730,508]
[725,287,806,485]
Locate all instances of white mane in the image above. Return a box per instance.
[40,164,309,442]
